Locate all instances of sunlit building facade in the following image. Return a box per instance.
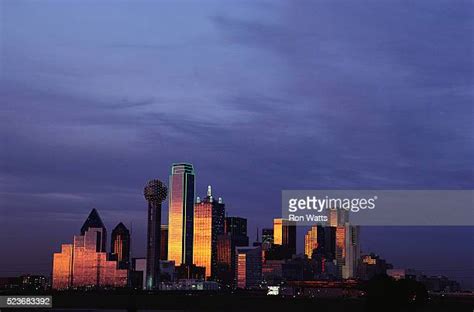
[304,225,324,259]
[52,244,73,290]
[160,225,168,260]
[334,219,360,279]
[329,208,349,227]
[335,225,346,278]
[216,234,232,267]
[168,163,195,266]
[193,197,212,278]
[111,222,130,269]
[193,185,225,278]
[273,218,296,255]
[236,246,262,289]
[52,227,127,289]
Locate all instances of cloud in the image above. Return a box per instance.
[0,0,473,288]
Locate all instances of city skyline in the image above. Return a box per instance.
[42,162,467,291]
[2,161,473,289]
[50,172,362,290]
[1,0,473,291]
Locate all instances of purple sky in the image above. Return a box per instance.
[0,1,473,288]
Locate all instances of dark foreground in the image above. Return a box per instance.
[1,292,473,312]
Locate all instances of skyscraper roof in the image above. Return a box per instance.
[80,208,106,234]
[112,222,129,235]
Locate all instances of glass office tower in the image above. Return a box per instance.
[168,163,195,266]
[193,186,225,278]
[225,216,249,246]
[52,226,127,289]
[304,225,325,259]
[273,218,297,255]
[111,222,131,270]
[160,224,168,260]
[80,208,107,252]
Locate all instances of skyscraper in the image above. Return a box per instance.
[52,244,73,289]
[214,216,249,285]
[216,233,233,284]
[330,209,360,279]
[342,224,360,279]
[304,226,317,259]
[72,228,127,288]
[273,218,296,255]
[225,216,249,246]
[193,185,225,278]
[52,211,127,290]
[236,246,262,289]
[80,208,107,252]
[144,179,168,290]
[168,163,195,266]
[262,228,274,245]
[329,208,349,227]
[111,223,131,270]
[160,225,168,260]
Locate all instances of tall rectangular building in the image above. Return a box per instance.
[331,208,360,279]
[52,244,73,290]
[342,224,360,279]
[215,216,248,285]
[329,208,349,227]
[111,223,130,270]
[193,185,225,278]
[168,163,195,266]
[236,246,262,289]
[304,225,325,259]
[273,218,296,255]
[216,233,233,284]
[225,216,249,247]
[160,225,168,260]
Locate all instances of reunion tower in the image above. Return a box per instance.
[144,179,167,290]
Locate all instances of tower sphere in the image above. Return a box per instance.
[144,179,167,203]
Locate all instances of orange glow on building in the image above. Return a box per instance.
[362,254,377,265]
[168,164,195,266]
[113,234,125,263]
[329,208,348,227]
[192,186,225,279]
[216,233,232,267]
[168,174,184,265]
[304,226,319,259]
[237,253,247,289]
[273,219,283,245]
[336,226,346,259]
[193,200,213,278]
[236,247,262,289]
[273,218,296,255]
[52,228,127,289]
[52,244,73,290]
[161,224,168,260]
